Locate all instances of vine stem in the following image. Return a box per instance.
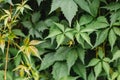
[4,40,10,80]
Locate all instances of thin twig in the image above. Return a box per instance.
[4,40,10,80]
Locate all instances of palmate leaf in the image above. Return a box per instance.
[52,62,69,80]
[50,0,78,26]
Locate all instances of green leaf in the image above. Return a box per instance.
[46,26,62,39]
[80,32,93,47]
[79,14,93,26]
[50,0,78,26]
[102,62,110,76]
[5,0,13,5]
[36,0,43,6]
[88,71,95,80]
[75,33,84,48]
[111,50,120,61]
[94,62,102,78]
[40,53,55,71]
[65,28,74,40]
[56,34,65,48]
[111,72,118,80]
[117,75,120,80]
[66,48,78,73]
[54,22,64,32]
[102,2,120,11]
[60,76,78,80]
[12,29,25,37]
[74,0,91,15]
[22,21,32,29]
[52,62,69,80]
[54,47,71,61]
[85,16,109,31]
[87,58,100,67]
[32,12,41,23]
[109,29,117,51]
[89,0,100,17]
[14,55,21,67]
[110,11,120,26]
[73,62,86,80]
[98,47,104,59]
[113,27,120,36]
[60,0,78,26]
[94,28,109,48]
[77,47,85,64]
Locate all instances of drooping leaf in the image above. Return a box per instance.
[102,62,110,76]
[76,47,85,64]
[40,53,55,71]
[52,62,69,80]
[66,48,78,73]
[94,28,109,48]
[50,0,78,26]
[73,62,86,80]
[87,58,100,67]
[109,29,117,51]
[94,62,102,78]
[56,34,65,48]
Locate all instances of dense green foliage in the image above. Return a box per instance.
[1,0,120,80]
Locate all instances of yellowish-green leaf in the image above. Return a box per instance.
[29,40,43,45]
